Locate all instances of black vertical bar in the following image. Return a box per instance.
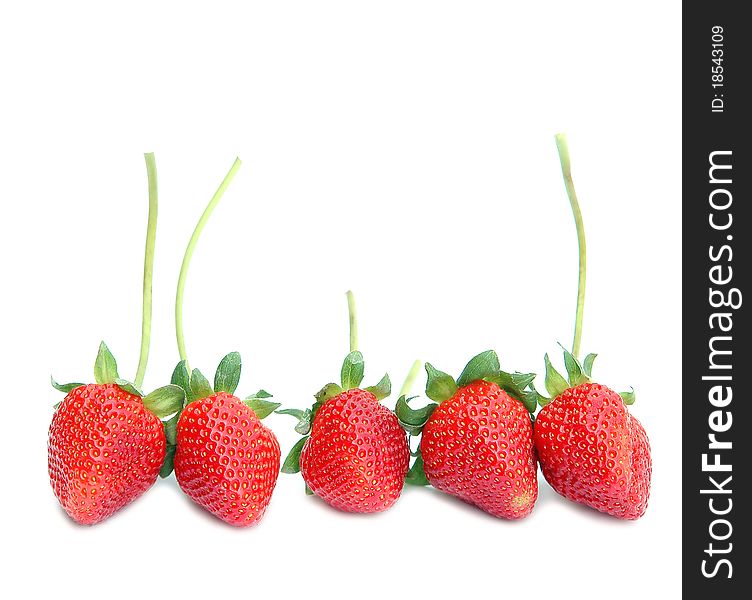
[684,5,749,596]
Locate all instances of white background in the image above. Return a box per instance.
[0,2,681,598]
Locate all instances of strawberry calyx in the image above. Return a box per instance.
[396,350,537,440]
[395,395,437,436]
[424,350,537,412]
[51,342,186,416]
[532,345,635,407]
[396,393,436,485]
[404,452,430,486]
[329,350,392,400]
[163,351,278,478]
[168,352,277,413]
[50,377,85,397]
[396,392,437,486]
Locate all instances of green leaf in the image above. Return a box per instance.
[395,395,437,435]
[245,398,281,419]
[484,369,539,413]
[143,384,185,418]
[485,371,524,400]
[50,376,84,394]
[314,382,343,403]
[164,413,179,446]
[424,363,458,403]
[276,408,313,435]
[171,360,191,399]
[115,379,144,397]
[159,445,176,478]
[510,372,536,389]
[214,351,241,395]
[340,351,365,390]
[544,354,569,398]
[520,389,541,412]
[582,353,597,378]
[405,453,430,486]
[457,350,501,387]
[528,382,552,408]
[53,401,62,410]
[365,373,391,400]
[304,483,314,495]
[93,341,119,384]
[560,345,587,386]
[620,388,636,406]
[281,436,309,474]
[310,400,326,423]
[189,368,213,402]
[275,408,307,420]
[295,417,312,435]
[247,389,272,400]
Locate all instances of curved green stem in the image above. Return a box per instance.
[555,133,586,360]
[399,360,422,397]
[346,290,358,353]
[134,153,158,388]
[175,158,242,365]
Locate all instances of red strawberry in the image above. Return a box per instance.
[279,291,410,513]
[533,378,651,519]
[298,388,409,513]
[528,134,651,519]
[401,351,538,519]
[49,383,166,525]
[48,343,184,525]
[168,354,281,527]
[421,380,537,519]
[174,390,281,526]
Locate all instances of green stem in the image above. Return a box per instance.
[175,158,242,365]
[555,133,586,360]
[134,153,158,388]
[399,360,422,397]
[346,290,358,353]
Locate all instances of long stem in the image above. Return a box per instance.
[134,153,158,388]
[555,133,587,360]
[346,290,358,353]
[175,158,242,364]
[399,360,422,397]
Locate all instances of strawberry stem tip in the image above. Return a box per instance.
[134,153,159,388]
[554,133,587,361]
[346,290,358,353]
[175,158,242,366]
[399,359,422,398]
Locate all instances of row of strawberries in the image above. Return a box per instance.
[47,138,651,527]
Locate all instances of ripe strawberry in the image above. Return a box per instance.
[49,344,185,525]
[531,356,651,519]
[399,351,538,519]
[49,384,164,525]
[298,388,409,513]
[529,134,652,519]
[279,291,410,513]
[168,355,282,527]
